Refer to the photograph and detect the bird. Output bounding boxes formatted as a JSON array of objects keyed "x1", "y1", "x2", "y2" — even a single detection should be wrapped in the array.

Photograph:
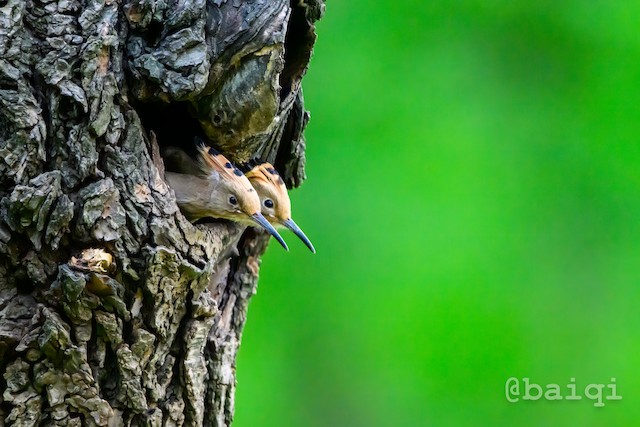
[
  {"x1": 241, "y1": 160, "x2": 316, "y2": 253},
  {"x1": 164, "y1": 141, "x2": 289, "y2": 251},
  {"x1": 163, "y1": 145, "x2": 315, "y2": 253}
]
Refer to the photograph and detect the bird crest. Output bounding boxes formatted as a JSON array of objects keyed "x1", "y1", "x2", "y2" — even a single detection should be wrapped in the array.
[
  {"x1": 242, "y1": 160, "x2": 287, "y2": 191},
  {"x1": 195, "y1": 141, "x2": 255, "y2": 193}
]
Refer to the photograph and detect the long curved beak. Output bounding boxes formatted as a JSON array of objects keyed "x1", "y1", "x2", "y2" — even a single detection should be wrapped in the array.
[
  {"x1": 251, "y1": 213, "x2": 289, "y2": 251},
  {"x1": 282, "y1": 218, "x2": 316, "y2": 253}
]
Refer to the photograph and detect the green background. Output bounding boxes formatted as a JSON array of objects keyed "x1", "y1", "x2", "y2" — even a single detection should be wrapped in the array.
[{"x1": 235, "y1": 2, "x2": 640, "y2": 426}]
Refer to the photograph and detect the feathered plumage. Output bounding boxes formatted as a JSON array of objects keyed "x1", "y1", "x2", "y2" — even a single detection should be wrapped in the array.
[
  {"x1": 164, "y1": 140, "x2": 289, "y2": 250},
  {"x1": 242, "y1": 160, "x2": 315, "y2": 253}
]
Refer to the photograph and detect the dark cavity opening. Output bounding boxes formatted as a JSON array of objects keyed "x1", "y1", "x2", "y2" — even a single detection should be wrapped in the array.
[
  {"x1": 279, "y1": 3, "x2": 316, "y2": 101},
  {"x1": 136, "y1": 100, "x2": 205, "y2": 166}
]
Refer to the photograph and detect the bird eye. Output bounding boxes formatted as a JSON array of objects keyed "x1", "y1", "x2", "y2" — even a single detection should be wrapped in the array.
[
  {"x1": 229, "y1": 196, "x2": 238, "y2": 205},
  {"x1": 264, "y1": 199, "x2": 274, "y2": 208}
]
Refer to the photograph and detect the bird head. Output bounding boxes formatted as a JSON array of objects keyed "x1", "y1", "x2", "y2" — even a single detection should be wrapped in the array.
[
  {"x1": 195, "y1": 143, "x2": 289, "y2": 251},
  {"x1": 243, "y1": 161, "x2": 315, "y2": 253}
]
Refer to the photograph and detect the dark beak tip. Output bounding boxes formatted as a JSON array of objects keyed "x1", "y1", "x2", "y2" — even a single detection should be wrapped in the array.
[
  {"x1": 275, "y1": 238, "x2": 289, "y2": 251},
  {"x1": 283, "y1": 218, "x2": 316, "y2": 253},
  {"x1": 251, "y1": 213, "x2": 289, "y2": 251}
]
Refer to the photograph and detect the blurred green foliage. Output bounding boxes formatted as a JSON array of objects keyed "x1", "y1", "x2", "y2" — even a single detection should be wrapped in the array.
[{"x1": 235, "y1": 2, "x2": 640, "y2": 426}]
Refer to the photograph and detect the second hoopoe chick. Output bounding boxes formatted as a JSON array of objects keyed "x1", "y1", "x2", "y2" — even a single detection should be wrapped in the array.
[
  {"x1": 165, "y1": 142, "x2": 289, "y2": 251},
  {"x1": 242, "y1": 161, "x2": 316, "y2": 253}
]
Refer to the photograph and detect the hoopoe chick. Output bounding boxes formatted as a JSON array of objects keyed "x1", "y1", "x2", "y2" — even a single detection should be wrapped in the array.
[
  {"x1": 242, "y1": 161, "x2": 316, "y2": 253},
  {"x1": 165, "y1": 142, "x2": 289, "y2": 251}
]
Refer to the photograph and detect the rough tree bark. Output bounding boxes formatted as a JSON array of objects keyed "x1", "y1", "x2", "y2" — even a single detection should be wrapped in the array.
[{"x1": 0, "y1": 1, "x2": 323, "y2": 425}]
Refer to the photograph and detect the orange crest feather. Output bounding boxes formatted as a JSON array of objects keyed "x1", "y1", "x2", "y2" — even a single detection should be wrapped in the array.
[
  {"x1": 244, "y1": 161, "x2": 287, "y2": 189},
  {"x1": 196, "y1": 142, "x2": 246, "y2": 180}
]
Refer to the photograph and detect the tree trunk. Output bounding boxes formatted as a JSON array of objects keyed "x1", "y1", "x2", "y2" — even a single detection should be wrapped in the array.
[{"x1": 0, "y1": 1, "x2": 323, "y2": 425}]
